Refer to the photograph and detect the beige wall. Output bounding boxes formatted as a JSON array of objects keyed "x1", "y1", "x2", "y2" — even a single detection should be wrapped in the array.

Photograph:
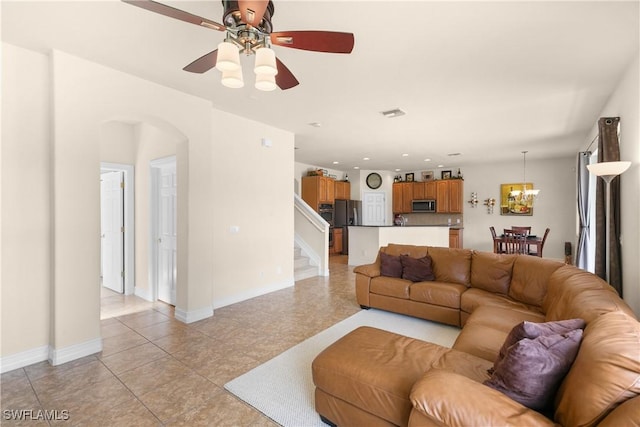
[{"x1": 1, "y1": 44, "x2": 51, "y2": 357}]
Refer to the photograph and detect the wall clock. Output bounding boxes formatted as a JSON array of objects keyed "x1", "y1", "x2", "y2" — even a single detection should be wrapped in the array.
[{"x1": 366, "y1": 172, "x2": 382, "y2": 189}]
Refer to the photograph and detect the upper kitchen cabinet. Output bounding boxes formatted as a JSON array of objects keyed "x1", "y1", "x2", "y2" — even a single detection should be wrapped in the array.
[
  {"x1": 413, "y1": 181, "x2": 436, "y2": 200},
  {"x1": 392, "y1": 182, "x2": 413, "y2": 214},
  {"x1": 436, "y1": 180, "x2": 463, "y2": 213},
  {"x1": 334, "y1": 181, "x2": 351, "y2": 200},
  {"x1": 302, "y1": 175, "x2": 336, "y2": 208}
]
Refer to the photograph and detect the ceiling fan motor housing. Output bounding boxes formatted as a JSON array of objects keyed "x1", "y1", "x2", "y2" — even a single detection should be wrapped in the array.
[{"x1": 222, "y1": 0, "x2": 274, "y2": 33}]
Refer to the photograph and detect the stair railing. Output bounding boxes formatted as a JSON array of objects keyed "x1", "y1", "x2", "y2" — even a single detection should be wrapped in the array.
[{"x1": 294, "y1": 194, "x2": 329, "y2": 276}]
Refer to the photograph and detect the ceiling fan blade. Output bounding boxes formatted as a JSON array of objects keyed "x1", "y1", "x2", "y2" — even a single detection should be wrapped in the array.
[
  {"x1": 275, "y1": 58, "x2": 299, "y2": 90},
  {"x1": 271, "y1": 31, "x2": 355, "y2": 54},
  {"x1": 183, "y1": 50, "x2": 218, "y2": 73},
  {"x1": 238, "y1": 0, "x2": 269, "y2": 27},
  {"x1": 122, "y1": 0, "x2": 226, "y2": 31}
]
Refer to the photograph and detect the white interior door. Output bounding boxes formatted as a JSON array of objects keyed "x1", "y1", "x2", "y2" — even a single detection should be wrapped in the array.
[
  {"x1": 363, "y1": 192, "x2": 386, "y2": 226},
  {"x1": 100, "y1": 171, "x2": 124, "y2": 293},
  {"x1": 157, "y1": 161, "x2": 177, "y2": 305}
]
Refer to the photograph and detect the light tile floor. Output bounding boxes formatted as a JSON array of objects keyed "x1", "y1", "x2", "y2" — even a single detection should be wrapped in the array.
[{"x1": 1, "y1": 256, "x2": 358, "y2": 426}]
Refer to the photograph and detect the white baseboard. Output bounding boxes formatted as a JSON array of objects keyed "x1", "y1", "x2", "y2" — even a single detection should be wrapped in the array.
[
  {"x1": 174, "y1": 306, "x2": 214, "y2": 324},
  {"x1": 49, "y1": 338, "x2": 102, "y2": 366},
  {"x1": 134, "y1": 286, "x2": 153, "y2": 302},
  {"x1": 0, "y1": 345, "x2": 49, "y2": 374},
  {"x1": 213, "y1": 277, "x2": 295, "y2": 309}
]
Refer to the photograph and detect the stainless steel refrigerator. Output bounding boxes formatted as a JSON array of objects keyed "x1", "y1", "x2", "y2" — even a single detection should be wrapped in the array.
[{"x1": 334, "y1": 199, "x2": 362, "y2": 254}]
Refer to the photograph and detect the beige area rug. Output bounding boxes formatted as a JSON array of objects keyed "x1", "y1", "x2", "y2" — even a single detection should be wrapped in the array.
[{"x1": 224, "y1": 308, "x2": 460, "y2": 426}]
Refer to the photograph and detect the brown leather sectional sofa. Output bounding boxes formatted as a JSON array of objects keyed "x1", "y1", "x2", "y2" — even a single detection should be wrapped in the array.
[{"x1": 312, "y1": 244, "x2": 640, "y2": 426}]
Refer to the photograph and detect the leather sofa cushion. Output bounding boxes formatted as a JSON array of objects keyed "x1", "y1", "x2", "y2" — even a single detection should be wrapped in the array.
[
  {"x1": 428, "y1": 247, "x2": 472, "y2": 286},
  {"x1": 312, "y1": 326, "x2": 450, "y2": 427},
  {"x1": 453, "y1": 305, "x2": 545, "y2": 362},
  {"x1": 461, "y1": 288, "x2": 542, "y2": 318},
  {"x1": 370, "y1": 276, "x2": 411, "y2": 299},
  {"x1": 554, "y1": 311, "x2": 640, "y2": 427},
  {"x1": 544, "y1": 266, "x2": 637, "y2": 323},
  {"x1": 382, "y1": 243, "x2": 429, "y2": 259},
  {"x1": 380, "y1": 252, "x2": 403, "y2": 278},
  {"x1": 470, "y1": 251, "x2": 516, "y2": 295},
  {"x1": 410, "y1": 281, "x2": 466, "y2": 309},
  {"x1": 401, "y1": 255, "x2": 435, "y2": 282},
  {"x1": 508, "y1": 256, "x2": 563, "y2": 308}
]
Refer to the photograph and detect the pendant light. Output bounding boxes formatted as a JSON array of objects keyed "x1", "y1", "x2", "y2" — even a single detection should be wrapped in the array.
[
  {"x1": 254, "y1": 47, "x2": 278, "y2": 76},
  {"x1": 215, "y1": 41, "x2": 240, "y2": 72},
  {"x1": 510, "y1": 151, "x2": 540, "y2": 201},
  {"x1": 255, "y1": 72, "x2": 277, "y2": 91},
  {"x1": 221, "y1": 67, "x2": 244, "y2": 88}
]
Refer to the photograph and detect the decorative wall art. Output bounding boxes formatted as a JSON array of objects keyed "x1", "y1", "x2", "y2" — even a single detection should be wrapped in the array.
[
  {"x1": 500, "y1": 183, "x2": 535, "y2": 216},
  {"x1": 441, "y1": 170, "x2": 452, "y2": 179},
  {"x1": 422, "y1": 171, "x2": 434, "y2": 181},
  {"x1": 405, "y1": 173, "x2": 414, "y2": 182}
]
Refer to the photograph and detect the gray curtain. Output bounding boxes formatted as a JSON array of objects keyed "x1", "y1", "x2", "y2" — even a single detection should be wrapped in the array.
[
  {"x1": 595, "y1": 117, "x2": 623, "y2": 295},
  {"x1": 576, "y1": 152, "x2": 591, "y2": 269}
]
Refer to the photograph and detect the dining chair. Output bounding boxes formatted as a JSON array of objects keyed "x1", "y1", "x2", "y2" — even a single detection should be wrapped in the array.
[
  {"x1": 502, "y1": 229, "x2": 527, "y2": 254},
  {"x1": 511, "y1": 226, "x2": 531, "y2": 236},
  {"x1": 528, "y1": 228, "x2": 550, "y2": 257},
  {"x1": 490, "y1": 226, "x2": 503, "y2": 253}
]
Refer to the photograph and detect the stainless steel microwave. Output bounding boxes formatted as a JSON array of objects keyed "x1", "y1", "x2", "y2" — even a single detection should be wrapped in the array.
[{"x1": 412, "y1": 199, "x2": 436, "y2": 213}]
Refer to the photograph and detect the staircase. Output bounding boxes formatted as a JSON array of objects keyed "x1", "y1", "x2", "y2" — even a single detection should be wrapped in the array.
[{"x1": 294, "y1": 244, "x2": 318, "y2": 281}]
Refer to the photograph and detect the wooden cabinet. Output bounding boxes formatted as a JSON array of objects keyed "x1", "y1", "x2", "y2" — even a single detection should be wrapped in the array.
[
  {"x1": 412, "y1": 182, "x2": 437, "y2": 201},
  {"x1": 302, "y1": 176, "x2": 336, "y2": 208},
  {"x1": 334, "y1": 181, "x2": 351, "y2": 200},
  {"x1": 449, "y1": 228, "x2": 463, "y2": 249},
  {"x1": 392, "y1": 182, "x2": 414, "y2": 214},
  {"x1": 436, "y1": 180, "x2": 463, "y2": 213},
  {"x1": 332, "y1": 227, "x2": 343, "y2": 254}
]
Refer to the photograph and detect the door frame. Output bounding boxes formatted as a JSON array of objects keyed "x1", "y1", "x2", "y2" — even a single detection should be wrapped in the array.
[
  {"x1": 150, "y1": 155, "x2": 177, "y2": 303},
  {"x1": 100, "y1": 162, "x2": 135, "y2": 295}
]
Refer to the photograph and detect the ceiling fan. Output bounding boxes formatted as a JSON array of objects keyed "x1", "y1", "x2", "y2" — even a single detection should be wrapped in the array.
[{"x1": 122, "y1": 0, "x2": 355, "y2": 90}]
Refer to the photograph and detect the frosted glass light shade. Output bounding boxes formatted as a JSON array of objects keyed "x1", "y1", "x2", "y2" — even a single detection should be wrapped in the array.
[
  {"x1": 587, "y1": 161, "x2": 631, "y2": 178},
  {"x1": 254, "y1": 48, "x2": 278, "y2": 76},
  {"x1": 255, "y1": 72, "x2": 277, "y2": 91},
  {"x1": 216, "y1": 41, "x2": 240, "y2": 72},
  {"x1": 221, "y1": 68, "x2": 244, "y2": 88}
]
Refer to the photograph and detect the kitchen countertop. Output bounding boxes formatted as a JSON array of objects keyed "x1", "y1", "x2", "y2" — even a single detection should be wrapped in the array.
[{"x1": 349, "y1": 225, "x2": 463, "y2": 229}]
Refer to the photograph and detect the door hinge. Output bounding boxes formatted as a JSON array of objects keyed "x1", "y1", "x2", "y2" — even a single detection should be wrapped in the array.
[
  {"x1": 121, "y1": 271, "x2": 125, "y2": 278},
  {"x1": 121, "y1": 226, "x2": 125, "y2": 233},
  {"x1": 120, "y1": 181, "x2": 125, "y2": 189}
]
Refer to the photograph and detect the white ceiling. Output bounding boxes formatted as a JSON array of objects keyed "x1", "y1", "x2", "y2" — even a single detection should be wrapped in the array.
[{"x1": 2, "y1": 1, "x2": 639, "y2": 172}]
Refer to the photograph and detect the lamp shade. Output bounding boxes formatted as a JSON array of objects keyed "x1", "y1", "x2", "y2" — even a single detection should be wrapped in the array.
[
  {"x1": 216, "y1": 41, "x2": 240, "y2": 72},
  {"x1": 586, "y1": 161, "x2": 631, "y2": 177},
  {"x1": 254, "y1": 47, "x2": 278, "y2": 76},
  {"x1": 255, "y1": 72, "x2": 277, "y2": 91},
  {"x1": 221, "y1": 68, "x2": 244, "y2": 88}
]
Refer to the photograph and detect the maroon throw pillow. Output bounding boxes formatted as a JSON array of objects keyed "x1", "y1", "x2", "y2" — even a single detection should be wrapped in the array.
[
  {"x1": 380, "y1": 252, "x2": 403, "y2": 278},
  {"x1": 400, "y1": 254, "x2": 435, "y2": 282},
  {"x1": 495, "y1": 318, "x2": 586, "y2": 368},
  {"x1": 484, "y1": 329, "x2": 583, "y2": 411}
]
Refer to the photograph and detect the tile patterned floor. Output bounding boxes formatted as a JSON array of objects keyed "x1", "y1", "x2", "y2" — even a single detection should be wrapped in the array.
[{"x1": 1, "y1": 256, "x2": 358, "y2": 426}]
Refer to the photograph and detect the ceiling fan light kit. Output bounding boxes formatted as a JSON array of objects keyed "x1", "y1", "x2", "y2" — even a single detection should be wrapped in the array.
[
  {"x1": 122, "y1": 0, "x2": 355, "y2": 91},
  {"x1": 216, "y1": 41, "x2": 241, "y2": 71}
]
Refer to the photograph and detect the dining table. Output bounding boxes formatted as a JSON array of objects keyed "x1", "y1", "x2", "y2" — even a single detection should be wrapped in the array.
[{"x1": 493, "y1": 233, "x2": 544, "y2": 257}]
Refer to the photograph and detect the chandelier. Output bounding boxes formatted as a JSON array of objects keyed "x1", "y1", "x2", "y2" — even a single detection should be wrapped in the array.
[{"x1": 509, "y1": 151, "x2": 540, "y2": 202}]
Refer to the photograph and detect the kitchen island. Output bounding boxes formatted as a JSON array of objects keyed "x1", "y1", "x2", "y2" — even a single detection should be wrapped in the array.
[{"x1": 348, "y1": 225, "x2": 453, "y2": 265}]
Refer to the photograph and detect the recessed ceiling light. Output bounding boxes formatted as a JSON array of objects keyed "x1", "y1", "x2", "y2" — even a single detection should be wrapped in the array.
[
  {"x1": 424, "y1": 158, "x2": 431, "y2": 162},
  {"x1": 380, "y1": 108, "x2": 406, "y2": 118},
  {"x1": 437, "y1": 164, "x2": 445, "y2": 168},
  {"x1": 332, "y1": 161, "x2": 339, "y2": 164},
  {"x1": 353, "y1": 166, "x2": 360, "y2": 170},
  {"x1": 402, "y1": 153, "x2": 409, "y2": 157},
  {"x1": 395, "y1": 168, "x2": 401, "y2": 172},
  {"x1": 363, "y1": 157, "x2": 370, "y2": 161},
  {"x1": 308, "y1": 122, "x2": 322, "y2": 128}
]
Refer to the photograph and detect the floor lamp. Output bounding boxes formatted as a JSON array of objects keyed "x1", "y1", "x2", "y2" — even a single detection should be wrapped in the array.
[{"x1": 586, "y1": 161, "x2": 631, "y2": 283}]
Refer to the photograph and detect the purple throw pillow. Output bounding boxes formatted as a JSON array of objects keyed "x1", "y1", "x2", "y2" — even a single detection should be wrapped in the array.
[
  {"x1": 484, "y1": 329, "x2": 583, "y2": 411},
  {"x1": 495, "y1": 318, "x2": 586, "y2": 369},
  {"x1": 400, "y1": 254, "x2": 435, "y2": 282},
  {"x1": 380, "y1": 252, "x2": 403, "y2": 278}
]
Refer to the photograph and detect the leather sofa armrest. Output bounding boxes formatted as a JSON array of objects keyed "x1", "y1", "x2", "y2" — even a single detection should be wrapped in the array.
[
  {"x1": 353, "y1": 263, "x2": 381, "y2": 278},
  {"x1": 409, "y1": 370, "x2": 555, "y2": 427}
]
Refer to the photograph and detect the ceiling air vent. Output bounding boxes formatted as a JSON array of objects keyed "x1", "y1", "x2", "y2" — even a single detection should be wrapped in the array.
[{"x1": 380, "y1": 108, "x2": 406, "y2": 118}]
